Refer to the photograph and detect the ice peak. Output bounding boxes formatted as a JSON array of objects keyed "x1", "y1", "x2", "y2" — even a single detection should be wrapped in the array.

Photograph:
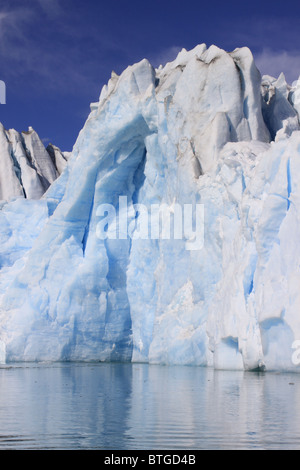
[{"x1": 0, "y1": 123, "x2": 65, "y2": 201}]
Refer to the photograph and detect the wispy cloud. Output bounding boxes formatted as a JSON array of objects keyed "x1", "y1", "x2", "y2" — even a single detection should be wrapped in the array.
[
  {"x1": 254, "y1": 49, "x2": 300, "y2": 84},
  {"x1": 0, "y1": 1, "x2": 123, "y2": 97},
  {"x1": 33, "y1": 0, "x2": 64, "y2": 18},
  {"x1": 208, "y1": 14, "x2": 300, "y2": 84},
  {"x1": 148, "y1": 45, "x2": 183, "y2": 68},
  {"x1": 0, "y1": 6, "x2": 34, "y2": 42}
]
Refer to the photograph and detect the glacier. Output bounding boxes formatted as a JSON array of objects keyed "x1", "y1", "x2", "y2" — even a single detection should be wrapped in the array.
[
  {"x1": 0, "y1": 43, "x2": 300, "y2": 371},
  {"x1": 0, "y1": 124, "x2": 68, "y2": 201}
]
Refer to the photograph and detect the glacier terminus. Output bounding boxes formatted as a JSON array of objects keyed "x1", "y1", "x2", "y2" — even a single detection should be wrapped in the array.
[{"x1": 1, "y1": 44, "x2": 300, "y2": 371}]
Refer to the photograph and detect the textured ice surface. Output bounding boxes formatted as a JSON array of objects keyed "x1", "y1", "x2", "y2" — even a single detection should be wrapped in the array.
[
  {"x1": 0, "y1": 125, "x2": 66, "y2": 201},
  {"x1": 0, "y1": 44, "x2": 300, "y2": 370}
]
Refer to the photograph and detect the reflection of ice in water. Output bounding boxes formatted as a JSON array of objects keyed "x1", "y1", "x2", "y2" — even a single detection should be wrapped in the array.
[
  {"x1": 0, "y1": 363, "x2": 300, "y2": 449},
  {"x1": 126, "y1": 365, "x2": 300, "y2": 450}
]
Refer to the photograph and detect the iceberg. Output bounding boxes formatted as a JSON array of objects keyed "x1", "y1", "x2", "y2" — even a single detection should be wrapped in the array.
[{"x1": 0, "y1": 44, "x2": 300, "y2": 371}]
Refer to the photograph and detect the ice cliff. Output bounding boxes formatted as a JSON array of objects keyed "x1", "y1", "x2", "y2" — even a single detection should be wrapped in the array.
[
  {"x1": 0, "y1": 44, "x2": 300, "y2": 371},
  {"x1": 0, "y1": 124, "x2": 68, "y2": 200}
]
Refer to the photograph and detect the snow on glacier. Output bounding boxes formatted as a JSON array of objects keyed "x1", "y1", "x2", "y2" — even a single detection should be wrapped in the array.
[{"x1": 0, "y1": 44, "x2": 300, "y2": 370}]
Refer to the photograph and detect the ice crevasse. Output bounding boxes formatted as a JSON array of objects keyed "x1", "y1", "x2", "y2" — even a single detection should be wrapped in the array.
[{"x1": 0, "y1": 43, "x2": 300, "y2": 371}]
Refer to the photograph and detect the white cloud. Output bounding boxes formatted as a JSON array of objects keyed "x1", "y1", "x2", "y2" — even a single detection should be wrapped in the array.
[
  {"x1": 0, "y1": 3, "x2": 98, "y2": 94},
  {"x1": 34, "y1": 0, "x2": 63, "y2": 17},
  {"x1": 0, "y1": 12, "x2": 8, "y2": 20},
  {"x1": 0, "y1": 2, "x2": 130, "y2": 97},
  {"x1": 148, "y1": 46, "x2": 183, "y2": 68},
  {"x1": 254, "y1": 48, "x2": 300, "y2": 84},
  {"x1": 0, "y1": 7, "x2": 35, "y2": 51}
]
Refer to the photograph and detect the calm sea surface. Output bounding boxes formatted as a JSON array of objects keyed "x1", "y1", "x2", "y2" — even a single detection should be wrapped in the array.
[{"x1": 0, "y1": 362, "x2": 299, "y2": 450}]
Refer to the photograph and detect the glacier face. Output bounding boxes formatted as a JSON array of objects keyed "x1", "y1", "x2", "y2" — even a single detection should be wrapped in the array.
[
  {"x1": 0, "y1": 124, "x2": 68, "y2": 201},
  {"x1": 0, "y1": 44, "x2": 300, "y2": 370}
]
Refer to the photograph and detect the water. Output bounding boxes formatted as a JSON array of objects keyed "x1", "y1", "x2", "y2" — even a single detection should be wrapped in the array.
[{"x1": 0, "y1": 362, "x2": 299, "y2": 450}]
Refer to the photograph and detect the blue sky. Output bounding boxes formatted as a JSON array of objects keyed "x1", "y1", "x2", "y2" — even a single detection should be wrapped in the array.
[{"x1": 0, "y1": 0, "x2": 300, "y2": 151}]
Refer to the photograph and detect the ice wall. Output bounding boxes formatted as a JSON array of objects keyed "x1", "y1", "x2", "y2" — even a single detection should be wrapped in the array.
[
  {"x1": 0, "y1": 125, "x2": 67, "y2": 201},
  {"x1": 0, "y1": 44, "x2": 300, "y2": 370}
]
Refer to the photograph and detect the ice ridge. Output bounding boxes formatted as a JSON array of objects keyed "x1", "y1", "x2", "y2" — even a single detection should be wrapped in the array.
[{"x1": 0, "y1": 124, "x2": 68, "y2": 201}]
